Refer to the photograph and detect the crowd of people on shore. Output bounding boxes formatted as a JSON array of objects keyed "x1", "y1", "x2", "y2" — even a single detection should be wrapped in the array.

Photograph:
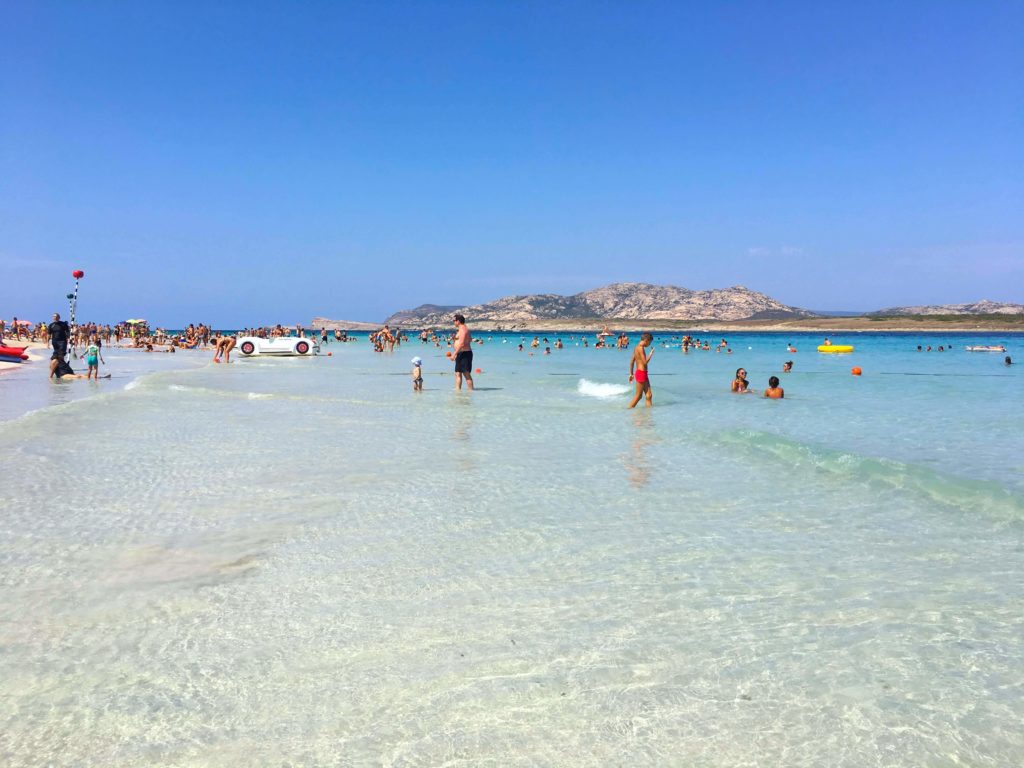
[{"x1": 0, "y1": 317, "x2": 222, "y2": 351}]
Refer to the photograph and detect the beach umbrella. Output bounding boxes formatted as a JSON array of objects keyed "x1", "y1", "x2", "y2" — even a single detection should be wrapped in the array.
[{"x1": 126, "y1": 319, "x2": 146, "y2": 324}]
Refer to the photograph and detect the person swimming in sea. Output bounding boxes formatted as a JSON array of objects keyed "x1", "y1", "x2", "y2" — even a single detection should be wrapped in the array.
[
  {"x1": 764, "y1": 375, "x2": 784, "y2": 399},
  {"x1": 628, "y1": 332, "x2": 654, "y2": 409},
  {"x1": 783, "y1": 360, "x2": 793, "y2": 373},
  {"x1": 731, "y1": 367, "x2": 751, "y2": 393}
]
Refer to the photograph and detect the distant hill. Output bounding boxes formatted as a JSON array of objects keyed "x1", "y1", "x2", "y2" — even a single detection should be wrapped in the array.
[
  {"x1": 872, "y1": 299, "x2": 1024, "y2": 316},
  {"x1": 383, "y1": 283, "x2": 815, "y2": 327},
  {"x1": 382, "y1": 304, "x2": 462, "y2": 325}
]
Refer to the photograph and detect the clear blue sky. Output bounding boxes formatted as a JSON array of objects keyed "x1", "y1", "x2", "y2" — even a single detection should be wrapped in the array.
[{"x1": 2, "y1": 1, "x2": 1021, "y2": 325}]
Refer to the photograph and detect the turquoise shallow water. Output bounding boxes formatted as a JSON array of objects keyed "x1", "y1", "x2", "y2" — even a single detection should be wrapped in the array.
[{"x1": 1, "y1": 332, "x2": 1022, "y2": 766}]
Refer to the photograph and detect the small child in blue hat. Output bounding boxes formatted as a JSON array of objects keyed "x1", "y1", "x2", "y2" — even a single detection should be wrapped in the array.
[{"x1": 411, "y1": 357, "x2": 423, "y2": 391}]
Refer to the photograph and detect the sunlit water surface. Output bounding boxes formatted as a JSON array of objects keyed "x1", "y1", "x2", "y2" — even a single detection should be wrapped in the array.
[{"x1": 1, "y1": 333, "x2": 1022, "y2": 766}]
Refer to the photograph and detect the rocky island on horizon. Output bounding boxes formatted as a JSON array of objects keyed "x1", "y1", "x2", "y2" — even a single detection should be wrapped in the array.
[
  {"x1": 382, "y1": 282, "x2": 815, "y2": 328},
  {"x1": 871, "y1": 299, "x2": 1024, "y2": 316},
  {"x1": 311, "y1": 283, "x2": 1024, "y2": 332}
]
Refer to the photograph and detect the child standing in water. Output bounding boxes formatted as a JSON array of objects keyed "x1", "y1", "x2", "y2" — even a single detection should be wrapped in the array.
[
  {"x1": 411, "y1": 356, "x2": 423, "y2": 391},
  {"x1": 628, "y1": 332, "x2": 654, "y2": 408},
  {"x1": 79, "y1": 334, "x2": 105, "y2": 380}
]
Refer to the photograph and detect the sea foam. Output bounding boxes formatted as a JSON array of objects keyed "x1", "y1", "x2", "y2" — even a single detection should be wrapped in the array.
[{"x1": 577, "y1": 378, "x2": 631, "y2": 398}]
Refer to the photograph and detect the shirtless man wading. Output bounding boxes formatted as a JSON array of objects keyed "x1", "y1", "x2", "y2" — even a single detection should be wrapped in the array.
[{"x1": 452, "y1": 313, "x2": 474, "y2": 391}]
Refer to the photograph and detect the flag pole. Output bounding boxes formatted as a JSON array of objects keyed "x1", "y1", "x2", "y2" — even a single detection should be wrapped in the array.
[{"x1": 67, "y1": 269, "x2": 85, "y2": 360}]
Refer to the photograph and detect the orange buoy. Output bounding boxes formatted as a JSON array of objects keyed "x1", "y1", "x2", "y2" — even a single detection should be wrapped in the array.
[
  {"x1": 474, "y1": 368, "x2": 481, "y2": 373},
  {"x1": 327, "y1": 352, "x2": 332, "y2": 356},
  {"x1": 852, "y1": 366, "x2": 862, "y2": 376},
  {"x1": 445, "y1": 351, "x2": 453, "y2": 358}
]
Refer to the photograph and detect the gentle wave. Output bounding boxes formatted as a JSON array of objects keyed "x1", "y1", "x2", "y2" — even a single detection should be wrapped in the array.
[
  {"x1": 577, "y1": 378, "x2": 632, "y2": 398},
  {"x1": 707, "y1": 429, "x2": 1024, "y2": 520},
  {"x1": 164, "y1": 382, "x2": 366, "y2": 404},
  {"x1": 169, "y1": 384, "x2": 277, "y2": 400}
]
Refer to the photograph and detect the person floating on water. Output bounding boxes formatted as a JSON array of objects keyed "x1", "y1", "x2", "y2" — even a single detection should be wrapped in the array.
[
  {"x1": 628, "y1": 332, "x2": 654, "y2": 409},
  {"x1": 764, "y1": 375, "x2": 784, "y2": 399},
  {"x1": 452, "y1": 313, "x2": 474, "y2": 391}
]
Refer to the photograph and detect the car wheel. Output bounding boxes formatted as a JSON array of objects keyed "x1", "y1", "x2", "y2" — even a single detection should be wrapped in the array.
[
  {"x1": 296, "y1": 341, "x2": 310, "y2": 354},
  {"x1": 240, "y1": 341, "x2": 256, "y2": 355}
]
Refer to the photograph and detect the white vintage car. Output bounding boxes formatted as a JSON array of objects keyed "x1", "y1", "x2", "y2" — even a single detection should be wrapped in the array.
[{"x1": 236, "y1": 336, "x2": 318, "y2": 357}]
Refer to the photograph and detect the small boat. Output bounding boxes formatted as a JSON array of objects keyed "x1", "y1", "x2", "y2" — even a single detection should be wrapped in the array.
[{"x1": 965, "y1": 345, "x2": 1006, "y2": 352}]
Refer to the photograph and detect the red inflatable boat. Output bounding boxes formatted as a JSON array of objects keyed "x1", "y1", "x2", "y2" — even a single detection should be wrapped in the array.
[{"x1": 0, "y1": 345, "x2": 29, "y2": 362}]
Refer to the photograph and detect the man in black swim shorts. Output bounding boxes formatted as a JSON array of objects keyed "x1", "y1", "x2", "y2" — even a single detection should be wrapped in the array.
[
  {"x1": 452, "y1": 313, "x2": 474, "y2": 391},
  {"x1": 48, "y1": 312, "x2": 70, "y2": 363}
]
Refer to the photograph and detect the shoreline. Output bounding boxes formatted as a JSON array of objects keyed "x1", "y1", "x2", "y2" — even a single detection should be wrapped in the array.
[{"x1": 0, "y1": 343, "x2": 208, "y2": 424}]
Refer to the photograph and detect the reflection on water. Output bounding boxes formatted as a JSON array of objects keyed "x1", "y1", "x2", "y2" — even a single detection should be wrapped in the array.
[
  {"x1": 624, "y1": 410, "x2": 657, "y2": 488},
  {"x1": 450, "y1": 396, "x2": 477, "y2": 475}
]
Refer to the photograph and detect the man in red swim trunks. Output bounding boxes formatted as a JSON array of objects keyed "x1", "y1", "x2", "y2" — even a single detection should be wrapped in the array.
[{"x1": 628, "y1": 332, "x2": 654, "y2": 408}]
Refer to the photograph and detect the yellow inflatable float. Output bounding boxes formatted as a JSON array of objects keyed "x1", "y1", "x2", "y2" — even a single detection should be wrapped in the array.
[{"x1": 818, "y1": 345, "x2": 854, "y2": 353}]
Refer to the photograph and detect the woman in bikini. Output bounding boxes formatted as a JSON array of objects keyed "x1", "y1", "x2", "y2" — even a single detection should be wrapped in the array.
[{"x1": 731, "y1": 368, "x2": 752, "y2": 393}]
